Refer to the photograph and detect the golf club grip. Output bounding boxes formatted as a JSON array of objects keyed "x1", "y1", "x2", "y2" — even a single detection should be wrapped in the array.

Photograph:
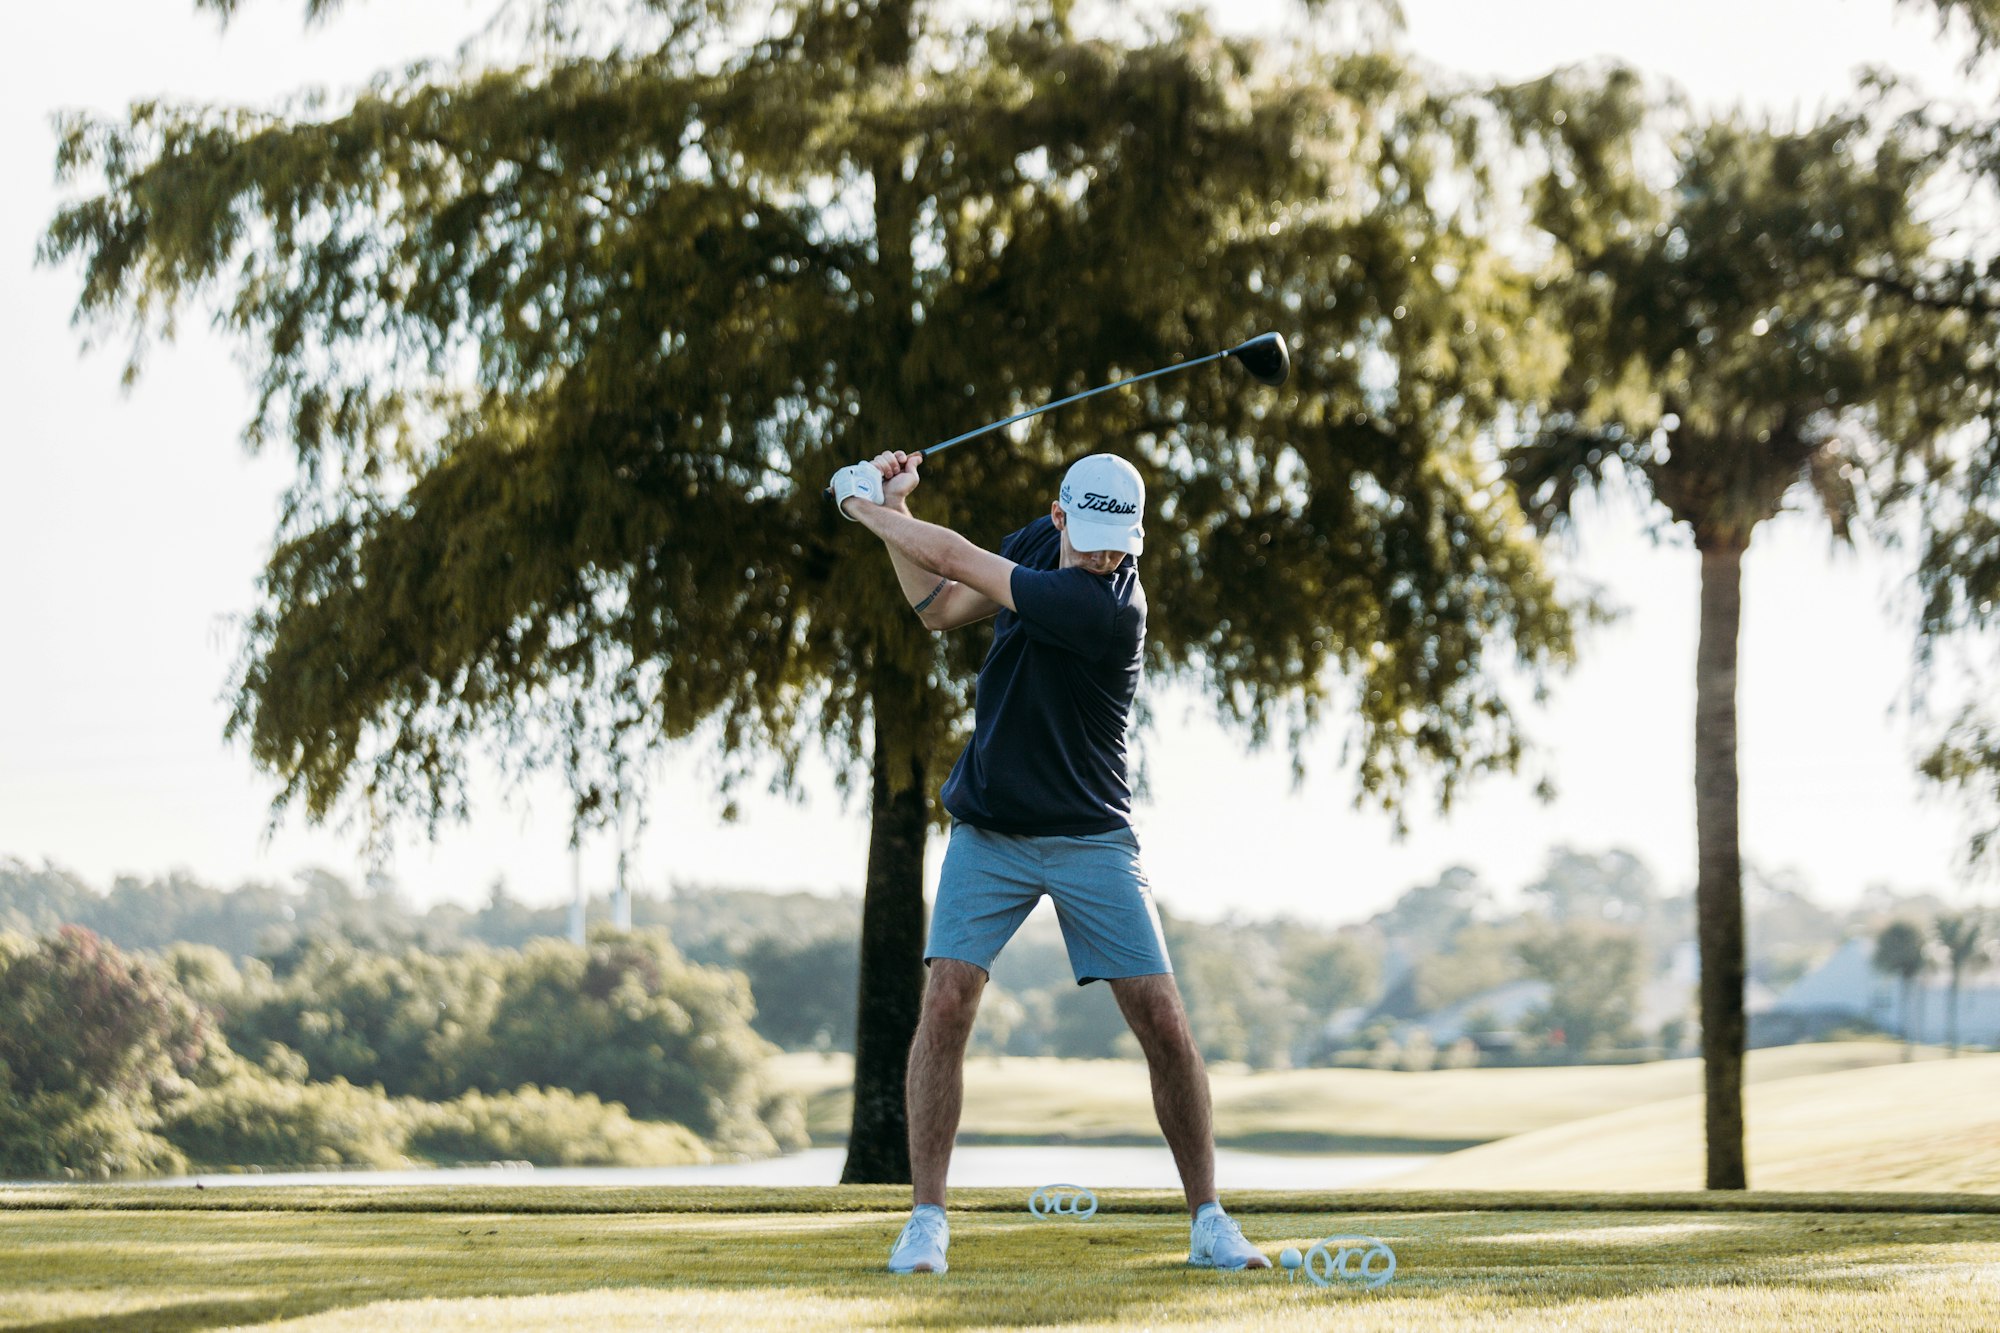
[{"x1": 918, "y1": 349, "x2": 1229, "y2": 459}]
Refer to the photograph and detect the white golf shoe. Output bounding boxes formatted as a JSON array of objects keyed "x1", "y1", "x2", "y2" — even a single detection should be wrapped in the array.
[
  {"x1": 888, "y1": 1205, "x2": 950, "y2": 1274},
  {"x1": 1188, "y1": 1204, "x2": 1271, "y2": 1270}
]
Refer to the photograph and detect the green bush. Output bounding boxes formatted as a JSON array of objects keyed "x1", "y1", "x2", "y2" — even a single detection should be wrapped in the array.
[
  {"x1": 0, "y1": 926, "x2": 215, "y2": 1106},
  {"x1": 0, "y1": 1091, "x2": 187, "y2": 1179},
  {"x1": 158, "y1": 1066, "x2": 412, "y2": 1169},
  {"x1": 470, "y1": 930, "x2": 798, "y2": 1154},
  {"x1": 0, "y1": 927, "x2": 797, "y2": 1176},
  {"x1": 0, "y1": 927, "x2": 216, "y2": 1178},
  {"x1": 408, "y1": 1087, "x2": 711, "y2": 1167},
  {"x1": 226, "y1": 941, "x2": 499, "y2": 1100},
  {"x1": 158, "y1": 1069, "x2": 727, "y2": 1172},
  {"x1": 227, "y1": 930, "x2": 804, "y2": 1155}
]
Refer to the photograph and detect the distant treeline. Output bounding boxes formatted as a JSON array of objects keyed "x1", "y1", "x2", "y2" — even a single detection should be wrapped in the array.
[
  {"x1": 0, "y1": 920, "x2": 802, "y2": 1180},
  {"x1": 0, "y1": 851, "x2": 1945, "y2": 1077},
  {"x1": 0, "y1": 858, "x2": 1386, "y2": 1067}
]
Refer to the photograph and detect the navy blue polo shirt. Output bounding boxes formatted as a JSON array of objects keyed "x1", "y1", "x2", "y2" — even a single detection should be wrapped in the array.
[{"x1": 939, "y1": 515, "x2": 1146, "y2": 835}]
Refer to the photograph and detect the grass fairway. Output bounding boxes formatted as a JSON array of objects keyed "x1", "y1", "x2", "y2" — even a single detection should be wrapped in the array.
[
  {"x1": 1391, "y1": 1052, "x2": 2000, "y2": 1193},
  {"x1": 772, "y1": 1040, "x2": 1940, "y2": 1150},
  {"x1": 2, "y1": 1187, "x2": 1997, "y2": 1330}
]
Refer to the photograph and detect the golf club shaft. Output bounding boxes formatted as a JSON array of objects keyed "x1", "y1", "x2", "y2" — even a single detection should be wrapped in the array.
[{"x1": 919, "y1": 349, "x2": 1230, "y2": 458}]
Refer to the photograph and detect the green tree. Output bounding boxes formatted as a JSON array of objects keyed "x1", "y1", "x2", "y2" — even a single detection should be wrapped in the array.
[
  {"x1": 1921, "y1": 724, "x2": 2000, "y2": 870},
  {"x1": 1279, "y1": 929, "x2": 1380, "y2": 1019},
  {"x1": 1045, "y1": 983, "x2": 1137, "y2": 1061},
  {"x1": 1515, "y1": 922, "x2": 1644, "y2": 1057},
  {"x1": 1410, "y1": 922, "x2": 1528, "y2": 1014},
  {"x1": 228, "y1": 938, "x2": 500, "y2": 1098},
  {"x1": 1371, "y1": 867, "x2": 1492, "y2": 956},
  {"x1": 1872, "y1": 918, "x2": 1933, "y2": 1058},
  {"x1": 162, "y1": 943, "x2": 246, "y2": 1015},
  {"x1": 475, "y1": 929, "x2": 795, "y2": 1151},
  {"x1": 1746, "y1": 865, "x2": 1843, "y2": 990},
  {"x1": 0, "y1": 860, "x2": 95, "y2": 937},
  {"x1": 89, "y1": 871, "x2": 304, "y2": 959},
  {"x1": 44, "y1": 0, "x2": 1583, "y2": 1181},
  {"x1": 1932, "y1": 910, "x2": 1991, "y2": 1055},
  {"x1": 1905, "y1": 0, "x2": 2000, "y2": 60},
  {"x1": 1522, "y1": 846, "x2": 1657, "y2": 926},
  {"x1": 1166, "y1": 920, "x2": 1308, "y2": 1069},
  {"x1": 1849, "y1": 5, "x2": 2000, "y2": 871},
  {"x1": 0, "y1": 927, "x2": 217, "y2": 1177},
  {"x1": 1506, "y1": 101, "x2": 1970, "y2": 1188},
  {"x1": 642, "y1": 888, "x2": 861, "y2": 968},
  {"x1": 736, "y1": 934, "x2": 859, "y2": 1051}
]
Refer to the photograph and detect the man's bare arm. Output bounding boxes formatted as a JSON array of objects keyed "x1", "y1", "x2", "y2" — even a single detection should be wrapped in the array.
[
  {"x1": 847, "y1": 501, "x2": 1018, "y2": 619},
  {"x1": 879, "y1": 529, "x2": 1002, "y2": 630},
  {"x1": 912, "y1": 574, "x2": 1005, "y2": 631},
  {"x1": 851, "y1": 452, "x2": 1006, "y2": 630}
]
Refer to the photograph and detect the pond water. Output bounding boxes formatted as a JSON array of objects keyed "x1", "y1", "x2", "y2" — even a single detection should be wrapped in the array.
[{"x1": 129, "y1": 1147, "x2": 1431, "y2": 1191}]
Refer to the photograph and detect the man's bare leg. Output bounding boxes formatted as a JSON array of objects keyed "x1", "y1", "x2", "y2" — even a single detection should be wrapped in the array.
[
  {"x1": 907, "y1": 959, "x2": 987, "y2": 1207},
  {"x1": 1109, "y1": 972, "x2": 1216, "y2": 1213}
]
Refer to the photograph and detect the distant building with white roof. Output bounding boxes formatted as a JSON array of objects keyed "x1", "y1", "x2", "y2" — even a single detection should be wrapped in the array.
[{"x1": 1757, "y1": 937, "x2": 2000, "y2": 1048}]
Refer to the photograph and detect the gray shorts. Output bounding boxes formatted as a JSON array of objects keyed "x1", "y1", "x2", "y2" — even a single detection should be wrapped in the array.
[{"x1": 927, "y1": 823, "x2": 1173, "y2": 985}]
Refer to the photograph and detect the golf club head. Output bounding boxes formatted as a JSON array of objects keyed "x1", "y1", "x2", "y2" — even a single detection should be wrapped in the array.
[{"x1": 1227, "y1": 332, "x2": 1290, "y2": 387}]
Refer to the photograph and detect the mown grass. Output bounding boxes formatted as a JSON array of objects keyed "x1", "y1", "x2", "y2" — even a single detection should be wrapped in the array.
[
  {"x1": 1391, "y1": 1052, "x2": 2000, "y2": 1193},
  {"x1": 1, "y1": 1187, "x2": 1996, "y2": 1331},
  {"x1": 771, "y1": 1040, "x2": 1943, "y2": 1150}
]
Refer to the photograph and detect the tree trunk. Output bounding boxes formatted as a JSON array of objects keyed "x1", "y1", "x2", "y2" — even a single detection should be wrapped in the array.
[
  {"x1": 1695, "y1": 544, "x2": 1748, "y2": 1190},
  {"x1": 1900, "y1": 977, "x2": 1915, "y2": 1061},
  {"x1": 1947, "y1": 969, "x2": 1961, "y2": 1056},
  {"x1": 840, "y1": 716, "x2": 929, "y2": 1184}
]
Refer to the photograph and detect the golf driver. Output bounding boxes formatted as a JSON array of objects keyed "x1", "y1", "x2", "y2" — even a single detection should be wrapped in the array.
[
  {"x1": 920, "y1": 331, "x2": 1289, "y2": 458},
  {"x1": 829, "y1": 332, "x2": 1289, "y2": 513}
]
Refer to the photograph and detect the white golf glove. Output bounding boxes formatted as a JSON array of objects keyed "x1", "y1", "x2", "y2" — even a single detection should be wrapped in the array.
[{"x1": 830, "y1": 462, "x2": 885, "y2": 519}]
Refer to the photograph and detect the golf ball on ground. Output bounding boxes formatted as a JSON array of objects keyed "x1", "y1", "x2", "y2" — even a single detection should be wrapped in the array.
[{"x1": 1280, "y1": 1247, "x2": 1303, "y2": 1270}]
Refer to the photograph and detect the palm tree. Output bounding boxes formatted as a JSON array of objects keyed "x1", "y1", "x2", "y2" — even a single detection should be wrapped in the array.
[
  {"x1": 1873, "y1": 919, "x2": 1932, "y2": 1058},
  {"x1": 1506, "y1": 106, "x2": 1968, "y2": 1188},
  {"x1": 1932, "y1": 911, "x2": 1991, "y2": 1056}
]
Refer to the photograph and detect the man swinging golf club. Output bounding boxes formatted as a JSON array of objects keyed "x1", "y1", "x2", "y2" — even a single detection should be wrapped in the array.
[{"x1": 836, "y1": 448, "x2": 1272, "y2": 1276}]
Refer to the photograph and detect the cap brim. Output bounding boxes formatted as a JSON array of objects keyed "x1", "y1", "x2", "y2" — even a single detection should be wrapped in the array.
[{"x1": 1066, "y1": 519, "x2": 1144, "y2": 556}]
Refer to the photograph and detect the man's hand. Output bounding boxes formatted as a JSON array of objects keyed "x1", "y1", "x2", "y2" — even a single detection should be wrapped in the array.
[
  {"x1": 871, "y1": 450, "x2": 923, "y2": 508},
  {"x1": 830, "y1": 451, "x2": 922, "y2": 520},
  {"x1": 830, "y1": 463, "x2": 885, "y2": 519}
]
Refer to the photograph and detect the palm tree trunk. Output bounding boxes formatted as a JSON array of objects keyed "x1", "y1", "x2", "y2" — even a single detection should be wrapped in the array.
[
  {"x1": 1695, "y1": 544, "x2": 1748, "y2": 1190},
  {"x1": 1947, "y1": 968, "x2": 1961, "y2": 1056},
  {"x1": 840, "y1": 715, "x2": 929, "y2": 1183},
  {"x1": 1900, "y1": 976, "x2": 1915, "y2": 1060}
]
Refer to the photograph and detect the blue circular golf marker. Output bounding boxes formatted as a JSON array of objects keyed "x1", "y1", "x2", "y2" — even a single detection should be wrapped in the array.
[
  {"x1": 1027, "y1": 1183, "x2": 1099, "y2": 1220},
  {"x1": 1300, "y1": 1236, "x2": 1396, "y2": 1290}
]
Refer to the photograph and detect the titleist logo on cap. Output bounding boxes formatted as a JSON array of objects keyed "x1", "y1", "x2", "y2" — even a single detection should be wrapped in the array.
[{"x1": 1073, "y1": 491, "x2": 1137, "y2": 516}]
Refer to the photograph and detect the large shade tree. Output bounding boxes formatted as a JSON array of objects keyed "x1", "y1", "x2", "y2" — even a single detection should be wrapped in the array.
[
  {"x1": 45, "y1": 0, "x2": 1585, "y2": 1180},
  {"x1": 1506, "y1": 101, "x2": 1972, "y2": 1187},
  {"x1": 1864, "y1": 0, "x2": 2000, "y2": 875}
]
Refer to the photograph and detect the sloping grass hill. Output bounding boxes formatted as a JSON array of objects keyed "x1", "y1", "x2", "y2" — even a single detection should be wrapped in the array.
[
  {"x1": 1387, "y1": 1052, "x2": 2000, "y2": 1192},
  {"x1": 769, "y1": 1041, "x2": 1938, "y2": 1151}
]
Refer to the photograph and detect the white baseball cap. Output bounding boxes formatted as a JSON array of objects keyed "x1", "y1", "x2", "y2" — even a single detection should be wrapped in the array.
[{"x1": 1058, "y1": 454, "x2": 1146, "y2": 556}]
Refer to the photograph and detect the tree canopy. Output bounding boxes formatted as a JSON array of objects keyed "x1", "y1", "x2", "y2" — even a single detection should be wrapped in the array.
[
  {"x1": 44, "y1": 0, "x2": 1582, "y2": 832},
  {"x1": 1814, "y1": 1, "x2": 2000, "y2": 874},
  {"x1": 43, "y1": 0, "x2": 1615, "y2": 1179}
]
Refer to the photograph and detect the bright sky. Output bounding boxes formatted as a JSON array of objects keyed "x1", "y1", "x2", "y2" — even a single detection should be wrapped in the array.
[{"x1": 1, "y1": 0, "x2": 1991, "y2": 922}]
